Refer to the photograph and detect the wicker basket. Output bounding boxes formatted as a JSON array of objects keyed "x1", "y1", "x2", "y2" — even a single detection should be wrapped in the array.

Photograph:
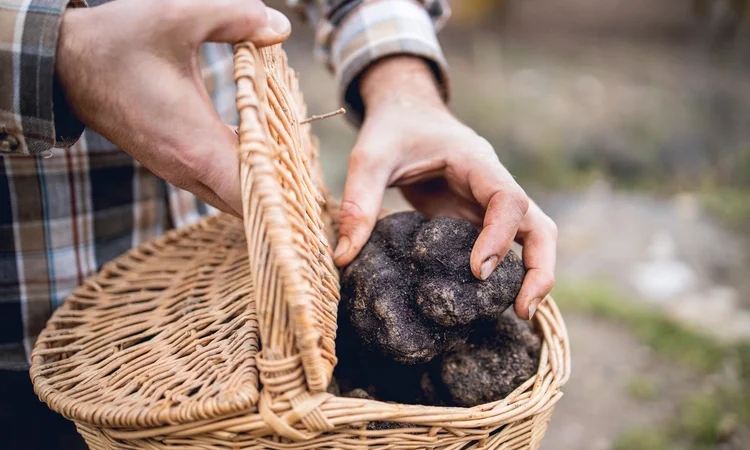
[{"x1": 30, "y1": 43, "x2": 571, "y2": 450}]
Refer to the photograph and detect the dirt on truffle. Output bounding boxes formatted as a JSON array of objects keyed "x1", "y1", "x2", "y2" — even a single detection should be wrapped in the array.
[
  {"x1": 341, "y1": 212, "x2": 526, "y2": 364},
  {"x1": 334, "y1": 301, "x2": 541, "y2": 408},
  {"x1": 333, "y1": 312, "x2": 434, "y2": 404},
  {"x1": 439, "y1": 310, "x2": 542, "y2": 407},
  {"x1": 335, "y1": 212, "x2": 539, "y2": 408}
]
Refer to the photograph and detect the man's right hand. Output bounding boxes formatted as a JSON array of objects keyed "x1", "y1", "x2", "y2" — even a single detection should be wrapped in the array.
[{"x1": 56, "y1": 0, "x2": 291, "y2": 216}]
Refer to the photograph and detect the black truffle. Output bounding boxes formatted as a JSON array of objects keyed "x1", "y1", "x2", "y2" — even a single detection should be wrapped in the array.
[
  {"x1": 332, "y1": 309, "x2": 542, "y2": 408},
  {"x1": 438, "y1": 311, "x2": 541, "y2": 407},
  {"x1": 332, "y1": 305, "x2": 433, "y2": 404},
  {"x1": 341, "y1": 212, "x2": 526, "y2": 363},
  {"x1": 327, "y1": 377, "x2": 341, "y2": 396},
  {"x1": 342, "y1": 388, "x2": 374, "y2": 400}
]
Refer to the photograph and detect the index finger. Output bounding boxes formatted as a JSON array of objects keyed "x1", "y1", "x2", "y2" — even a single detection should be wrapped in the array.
[{"x1": 465, "y1": 152, "x2": 530, "y2": 280}]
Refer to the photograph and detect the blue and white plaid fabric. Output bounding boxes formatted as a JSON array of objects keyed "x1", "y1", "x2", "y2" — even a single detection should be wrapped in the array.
[{"x1": 0, "y1": 0, "x2": 450, "y2": 368}]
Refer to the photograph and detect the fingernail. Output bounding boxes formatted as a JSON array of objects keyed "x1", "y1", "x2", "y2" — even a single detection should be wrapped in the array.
[
  {"x1": 480, "y1": 255, "x2": 498, "y2": 280},
  {"x1": 333, "y1": 237, "x2": 350, "y2": 261},
  {"x1": 266, "y1": 8, "x2": 291, "y2": 36},
  {"x1": 528, "y1": 297, "x2": 543, "y2": 321}
]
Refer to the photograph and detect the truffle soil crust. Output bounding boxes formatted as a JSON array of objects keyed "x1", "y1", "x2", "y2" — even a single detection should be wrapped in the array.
[{"x1": 333, "y1": 212, "x2": 541, "y2": 408}]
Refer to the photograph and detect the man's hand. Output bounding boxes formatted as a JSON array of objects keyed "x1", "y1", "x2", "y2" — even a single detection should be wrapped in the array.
[
  {"x1": 56, "y1": 0, "x2": 291, "y2": 216},
  {"x1": 334, "y1": 56, "x2": 557, "y2": 320}
]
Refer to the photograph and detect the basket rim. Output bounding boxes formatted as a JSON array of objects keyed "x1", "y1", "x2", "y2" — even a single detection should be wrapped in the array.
[
  {"x1": 94, "y1": 286, "x2": 570, "y2": 441},
  {"x1": 30, "y1": 214, "x2": 262, "y2": 428},
  {"x1": 30, "y1": 211, "x2": 571, "y2": 434}
]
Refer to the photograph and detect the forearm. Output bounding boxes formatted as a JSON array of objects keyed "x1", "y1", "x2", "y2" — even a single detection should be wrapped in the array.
[{"x1": 359, "y1": 56, "x2": 445, "y2": 113}]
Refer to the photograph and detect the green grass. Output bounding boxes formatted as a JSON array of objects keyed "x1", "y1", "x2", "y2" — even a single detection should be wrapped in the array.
[
  {"x1": 553, "y1": 279, "x2": 750, "y2": 449},
  {"x1": 626, "y1": 375, "x2": 659, "y2": 401},
  {"x1": 701, "y1": 187, "x2": 750, "y2": 230},
  {"x1": 551, "y1": 281, "x2": 729, "y2": 373},
  {"x1": 613, "y1": 427, "x2": 673, "y2": 450},
  {"x1": 678, "y1": 391, "x2": 728, "y2": 447},
  {"x1": 615, "y1": 389, "x2": 743, "y2": 450}
]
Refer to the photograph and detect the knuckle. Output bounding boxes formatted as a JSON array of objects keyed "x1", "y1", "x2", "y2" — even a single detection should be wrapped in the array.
[
  {"x1": 177, "y1": 146, "x2": 212, "y2": 184},
  {"x1": 348, "y1": 148, "x2": 381, "y2": 171},
  {"x1": 538, "y1": 271, "x2": 556, "y2": 293},
  {"x1": 347, "y1": 149, "x2": 366, "y2": 168},
  {"x1": 508, "y1": 187, "x2": 530, "y2": 216},
  {"x1": 338, "y1": 200, "x2": 370, "y2": 227},
  {"x1": 466, "y1": 137, "x2": 497, "y2": 162},
  {"x1": 486, "y1": 187, "x2": 528, "y2": 225},
  {"x1": 476, "y1": 136, "x2": 494, "y2": 152}
]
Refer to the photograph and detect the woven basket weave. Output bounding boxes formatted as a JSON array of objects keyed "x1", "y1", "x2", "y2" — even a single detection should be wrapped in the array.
[{"x1": 30, "y1": 43, "x2": 571, "y2": 450}]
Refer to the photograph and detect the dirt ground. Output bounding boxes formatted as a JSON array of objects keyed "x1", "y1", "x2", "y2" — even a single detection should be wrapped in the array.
[{"x1": 540, "y1": 314, "x2": 696, "y2": 450}]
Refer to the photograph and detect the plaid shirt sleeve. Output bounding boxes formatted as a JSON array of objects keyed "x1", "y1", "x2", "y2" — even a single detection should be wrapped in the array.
[
  {"x1": 0, "y1": 0, "x2": 449, "y2": 156},
  {"x1": 0, "y1": 0, "x2": 88, "y2": 156},
  {"x1": 289, "y1": 0, "x2": 451, "y2": 125}
]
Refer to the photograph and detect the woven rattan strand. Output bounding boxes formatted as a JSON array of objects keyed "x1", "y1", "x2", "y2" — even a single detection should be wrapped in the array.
[{"x1": 31, "y1": 43, "x2": 571, "y2": 449}]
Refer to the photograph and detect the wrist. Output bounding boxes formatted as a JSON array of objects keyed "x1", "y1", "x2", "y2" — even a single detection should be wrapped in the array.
[
  {"x1": 54, "y1": 7, "x2": 91, "y2": 135},
  {"x1": 360, "y1": 56, "x2": 446, "y2": 112},
  {"x1": 55, "y1": 9, "x2": 85, "y2": 103}
]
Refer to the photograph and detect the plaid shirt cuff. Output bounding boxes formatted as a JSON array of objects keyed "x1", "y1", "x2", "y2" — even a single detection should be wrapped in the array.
[
  {"x1": 329, "y1": 0, "x2": 450, "y2": 125},
  {"x1": 0, "y1": 0, "x2": 87, "y2": 156}
]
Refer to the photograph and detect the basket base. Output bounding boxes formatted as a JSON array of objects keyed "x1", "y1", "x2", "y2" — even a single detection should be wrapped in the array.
[{"x1": 74, "y1": 408, "x2": 553, "y2": 450}]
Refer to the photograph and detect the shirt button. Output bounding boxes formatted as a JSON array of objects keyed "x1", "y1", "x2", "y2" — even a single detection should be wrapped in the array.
[{"x1": 0, "y1": 130, "x2": 21, "y2": 154}]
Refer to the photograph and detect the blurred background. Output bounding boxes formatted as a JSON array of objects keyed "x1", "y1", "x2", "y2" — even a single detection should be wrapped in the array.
[{"x1": 272, "y1": 0, "x2": 750, "y2": 448}]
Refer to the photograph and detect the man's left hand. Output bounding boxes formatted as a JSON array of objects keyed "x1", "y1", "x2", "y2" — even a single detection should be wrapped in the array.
[{"x1": 333, "y1": 56, "x2": 558, "y2": 321}]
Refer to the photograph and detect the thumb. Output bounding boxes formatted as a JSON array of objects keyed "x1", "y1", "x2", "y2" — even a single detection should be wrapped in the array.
[
  {"x1": 334, "y1": 150, "x2": 391, "y2": 267},
  {"x1": 193, "y1": 0, "x2": 291, "y2": 46}
]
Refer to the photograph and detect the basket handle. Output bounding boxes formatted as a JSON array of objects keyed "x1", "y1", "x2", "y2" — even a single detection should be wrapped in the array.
[{"x1": 233, "y1": 42, "x2": 340, "y2": 398}]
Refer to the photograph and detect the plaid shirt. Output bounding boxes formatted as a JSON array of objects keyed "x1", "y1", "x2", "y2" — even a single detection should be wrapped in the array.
[{"x1": 0, "y1": 0, "x2": 450, "y2": 369}]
